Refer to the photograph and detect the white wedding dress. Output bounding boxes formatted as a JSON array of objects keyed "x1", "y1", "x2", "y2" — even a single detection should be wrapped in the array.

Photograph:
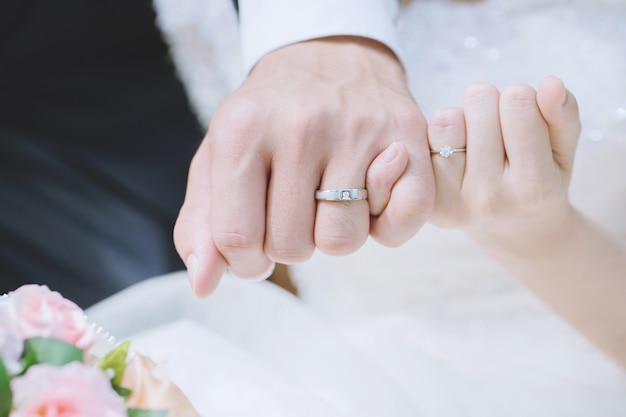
[{"x1": 87, "y1": 0, "x2": 626, "y2": 415}]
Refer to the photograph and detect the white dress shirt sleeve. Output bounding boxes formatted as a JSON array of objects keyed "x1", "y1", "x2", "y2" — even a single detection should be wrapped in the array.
[{"x1": 237, "y1": 0, "x2": 404, "y2": 75}]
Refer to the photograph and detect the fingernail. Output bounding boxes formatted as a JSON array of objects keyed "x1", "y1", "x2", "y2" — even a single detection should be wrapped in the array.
[
  {"x1": 561, "y1": 89, "x2": 567, "y2": 105},
  {"x1": 381, "y1": 142, "x2": 399, "y2": 163},
  {"x1": 186, "y1": 254, "x2": 199, "y2": 293}
]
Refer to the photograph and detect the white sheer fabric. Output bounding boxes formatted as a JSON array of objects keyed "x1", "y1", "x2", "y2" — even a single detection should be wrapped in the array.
[
  {"x1": 88, "y1": 0, "x2": 626, "y2": 415},
  {"x1": 87, "y1": 274, "x2": 434, "y2": 416}
]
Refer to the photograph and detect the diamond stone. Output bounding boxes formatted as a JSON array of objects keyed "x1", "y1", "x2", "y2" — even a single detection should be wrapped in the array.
[
  {"x1": 439, "y1": 145, "x2": 455, "y2": 158},
  {"x1": 341, "y1": 191, "x2": 351, "y2": 200}
]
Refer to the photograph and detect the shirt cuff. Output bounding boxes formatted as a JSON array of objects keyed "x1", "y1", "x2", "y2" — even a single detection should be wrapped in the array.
[{"x1": 237, "y1": 0, "x2": 404, "y2": 75}]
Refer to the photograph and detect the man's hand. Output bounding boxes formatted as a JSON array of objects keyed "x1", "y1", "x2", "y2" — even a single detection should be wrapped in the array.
[{"x1": 174, "y1": 36, "x2": 434, "y2": 296}]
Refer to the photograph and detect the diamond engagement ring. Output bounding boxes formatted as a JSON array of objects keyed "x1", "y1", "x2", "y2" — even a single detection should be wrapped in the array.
[
  {"x1": 315, "y1": 189, "x2": 368, "y2": 201},
  {"x1": 430, "y1": 145, "x2": 466, "y2": 158}
]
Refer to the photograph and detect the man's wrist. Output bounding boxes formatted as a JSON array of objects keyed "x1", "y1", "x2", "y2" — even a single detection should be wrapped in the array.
[{"x1": 245, "y1": 35, "x2": 408, "y2": 96}]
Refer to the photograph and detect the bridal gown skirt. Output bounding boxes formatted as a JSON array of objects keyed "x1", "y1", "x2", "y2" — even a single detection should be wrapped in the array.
[
  {"x1": 87, "y1": 273, "x2": 439, "y2": 417},
  {"x1": 87, "y1": 272, "x2": 626, "y2": 417}
]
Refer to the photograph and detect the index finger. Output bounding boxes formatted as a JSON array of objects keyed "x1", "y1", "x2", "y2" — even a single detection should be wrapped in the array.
[{"x1": 209, "y1": 99, "x2": 274, "y2": 280}]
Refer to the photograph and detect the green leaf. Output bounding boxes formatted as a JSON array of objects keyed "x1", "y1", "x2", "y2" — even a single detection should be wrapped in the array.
[
  {"x1": 98, "y1": 340, "x2": 131, "y2": 386},
  {"x1": 127, "y1": 409, "x2": 168, "y2": 417},
  {"x1": 21, "y1": 338, "x2": 83, "y2": 372},
  {"x1": 20, "y1": 347, "x2": 39, "y2": 373},
  {"x1": 112, "y1": 383, "x2": 132, "y2": 400},
  {"x1": 0, "y1": 357, "x2": 12, "y2": 417}
]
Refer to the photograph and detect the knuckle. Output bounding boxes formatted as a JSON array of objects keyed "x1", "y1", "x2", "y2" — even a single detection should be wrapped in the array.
[
  {"x1": 371, "y1": 228, "x2": 412, "y2": 248},
  {"x1": 338, "y1": 106, "x2": 383, "y2": 146},
  {"x1": 374, "y1": 192, "x2": 433, "y2": 244},
  {"x1": 500, "y1": 84, "x2": 537, "y2": 110},
  {"x1": 514, "y1": 174, "x2": 547, "y2": 211},
  {"x1": 429, "y1": 107, "x2": 464, "y2": 136},
  {"x1": 229, "y1": 261, "x2": 273, "y2": 280},
  {"x1": 187, "y1": 149, "x2": 208, "y2": 179},
  {"x1": 172, "y1": 217, "x2": 187, "y2": 244},
  {"x1": 315, "y1": 216, "x2": 367, "y2": 255},
  {"x1": 316, "y1": 233, "x2": 363, "y2": 255},
  {"x1": 471, "y1": 185, "x2": 502, "y2": 218},
  {"x1": 277, "y1": 100, "x2": 334, "y2": 154},
  {"x1": 172, "y1": 205, "x2": 202, "y2": 256},
  {"x1": 464, "y1": 83, "x2": 500, "y2": 107},
  {"x1": 367, "y1": 169, "x2": 392, "y2": 192},
  {"x1": 213, "y1": 230, "x2": 258, "y2": 253},
  {"x1": 281, "y1": 97, "x2": 329, "y2": 133},
  {"x1": 211, "y1": 96, "x2": 265, "y2": 144},
  {"x1": 391, "y1": 101, "x2": 426, "y2": 132},
  {"x1": 266, "y1": 243, "x2": 314, "y2": 264}
]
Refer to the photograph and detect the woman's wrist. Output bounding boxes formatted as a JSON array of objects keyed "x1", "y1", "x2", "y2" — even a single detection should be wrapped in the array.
[{"x1": 466, "y1": 202, "x2": 580, "y2": 265}]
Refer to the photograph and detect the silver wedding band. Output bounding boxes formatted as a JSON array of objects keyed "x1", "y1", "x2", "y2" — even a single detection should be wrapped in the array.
[
  {"x1": 430, "y1": 145, "x2": 466, "y2": 158},
  {"x1": 315, "y1": 188, "x2": 368, "y2": 201}
]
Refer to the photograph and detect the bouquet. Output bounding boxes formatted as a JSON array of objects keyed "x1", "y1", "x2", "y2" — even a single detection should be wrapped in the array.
[{"x1": 0, "y1": 285, "x2": 200, "y2": 417}]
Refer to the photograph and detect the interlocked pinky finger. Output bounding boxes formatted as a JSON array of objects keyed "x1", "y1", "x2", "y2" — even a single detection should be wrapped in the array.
[
  {"x1": 366, "y1": 143, "x2": 409, "y2": 217},
  {"x1": 427, "y1": 107, "x2": 468, "y2": 227}
]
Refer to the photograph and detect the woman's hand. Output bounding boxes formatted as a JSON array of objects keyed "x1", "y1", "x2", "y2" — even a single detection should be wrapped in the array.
[
  {"x1": 427, "y1": 76, "x2": 581, "y2": 254},
  {"x1": 369, "y1": 77, "x2": 626, "y2": 368}
]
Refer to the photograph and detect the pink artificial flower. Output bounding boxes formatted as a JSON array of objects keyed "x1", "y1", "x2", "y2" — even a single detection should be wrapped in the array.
[
  {"x1": 0, "y1": 285, "x2": 97, "y2": 349},
  {"x1": 10, "y1": 362, "x2": 126, "y2": 417},
  {"x1": 0, "y1": 285, "x2": 99, "y2": 349},
  {"x1": 122, "y1": 353, "x2": 201, "y2": 417}
]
